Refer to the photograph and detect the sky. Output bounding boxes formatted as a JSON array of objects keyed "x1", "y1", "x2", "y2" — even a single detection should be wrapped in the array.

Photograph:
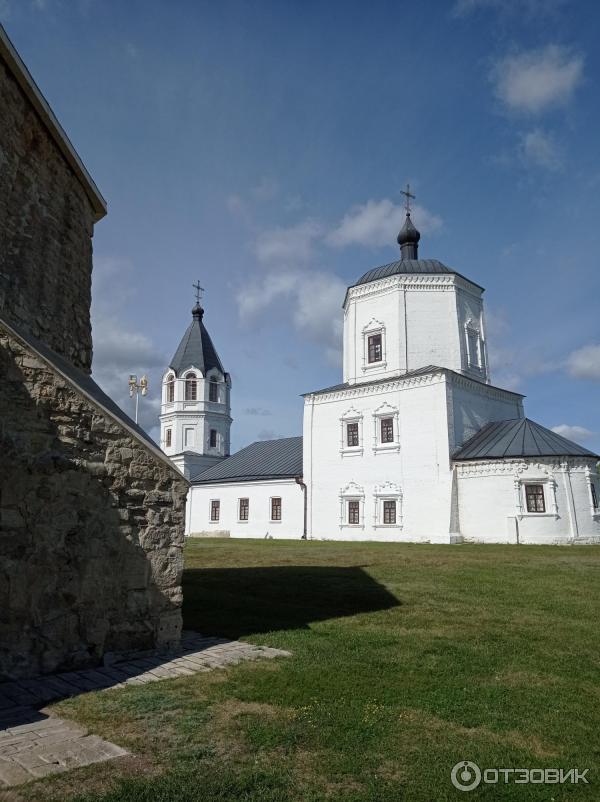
[{"x1": 2, "y1": 0, "x2": 599, "y2": 453}]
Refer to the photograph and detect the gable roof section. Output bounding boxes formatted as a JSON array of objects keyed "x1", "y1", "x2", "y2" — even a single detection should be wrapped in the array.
[
  {"x1": 0, "y1": 315, "x2": 187, "y2": 481},
  {"x1": 192, "y1": 436, "x2": 303, "y2": 484},
  {"x1": 169, "y1": 310, "x2": 224, "y2": 376},
  {"x1": 453, "y1": 418, "x2": 599, "y2": 461},
  {"x1": 0, "y1": 24, "x2": 106, "y2": 222}
]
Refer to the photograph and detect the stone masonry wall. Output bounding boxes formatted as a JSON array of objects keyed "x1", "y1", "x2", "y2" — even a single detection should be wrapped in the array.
[
  {"x1": 0, "y1": 55, "x2": 95, "y2": 373},
  {"x1": 0, "y1": 324, "x2": 189, "y2": 681}
]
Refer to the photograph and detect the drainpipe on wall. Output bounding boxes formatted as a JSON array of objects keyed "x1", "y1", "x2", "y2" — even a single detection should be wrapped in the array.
[{"x1": 295, "y1": 476, "x2": 307, "y2": 539}]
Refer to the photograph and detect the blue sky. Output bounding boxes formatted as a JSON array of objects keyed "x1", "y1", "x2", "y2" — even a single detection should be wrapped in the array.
[{"x1": 3, "y1": 0, "x2": 599, "y2": 452}]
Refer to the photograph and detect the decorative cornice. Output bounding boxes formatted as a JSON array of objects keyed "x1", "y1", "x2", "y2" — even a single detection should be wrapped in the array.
[
  {"x1": 455, "y1": 457, "x2": 597, "y2": 477},
  {"x1": 344, "y1": 273, "x2": 483, "y2": 307},
  {"x1": 309, "y1": 370, "x2": 444, "y2": 403}
]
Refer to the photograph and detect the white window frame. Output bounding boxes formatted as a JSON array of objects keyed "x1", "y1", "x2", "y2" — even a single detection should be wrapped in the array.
[
  {"x1": 164, "y1": 427, "x2": 172, "y2": 449},
  {"x1": 514, "y1": 475, "x2": 558, "y2": 519},
  {"x1": 373, "y1": 482, "x2": 403, "y2": 529},
  {"x1": 372, "y1": 402, "x2": 400, "y2": 453},
  {"x1": 209, "y1": 428, "x2": 218, "y2": 449},
  {"x1": 183, "y1": 369, "x2": 199, "y2": 403},
  {"x1": 361, "y1": 318, "x2": 387, "y2": 373},
  {"x1": 209, "y1": 498, "x2": 220, "y2": 523},
  {"x1": 238, "y1": 497, "x2": 250, "y2": 523},
  {"x1": 183, "y1": 426, "x2": 195, "y2": 448},
  {"x1": 164, "y1": 372, "x2": 176, "y2": 405},
  {"x1": 269, "y1": 496, "x2": 282, "y2": 523},
  {"x1": 339, "y1": 482, "x2": 365, "y2": 529},
  {"x1": 340, "y1": 407, "x2": 363, "y2": 456}
]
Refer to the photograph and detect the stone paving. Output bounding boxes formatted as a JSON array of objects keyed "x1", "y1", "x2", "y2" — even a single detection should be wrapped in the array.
[{"x1": 0, "y1": 632, "x2": 290, "y2": 787}]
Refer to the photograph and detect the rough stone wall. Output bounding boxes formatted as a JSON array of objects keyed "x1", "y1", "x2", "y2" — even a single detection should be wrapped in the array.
[
  {"x1": 0, "y1": 55, "x2": 95, "y2": 373},
  {"x1": 0, "y1": 324, "x2": 189, "y2": 681}
]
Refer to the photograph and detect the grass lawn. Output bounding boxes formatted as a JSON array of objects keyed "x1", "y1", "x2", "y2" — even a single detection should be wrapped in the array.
[{"x1": 17, "y1": 539, "x2": 600, "y2": 802}]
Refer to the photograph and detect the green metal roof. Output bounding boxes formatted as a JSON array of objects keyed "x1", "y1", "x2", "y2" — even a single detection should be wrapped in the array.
[{"x1": 192, "y1": 436, "x2": 303, "y2": 484}]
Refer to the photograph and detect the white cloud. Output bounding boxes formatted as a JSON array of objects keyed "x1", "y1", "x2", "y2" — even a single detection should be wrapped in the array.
[
  {"x1": 254, "y1": 220, "x2": 323, "y2": 265},
  {"x1": 519, "y1": 128, "x2": 563, "y2": 170},
  {"x1": 454, "y1": 0, "x2": 568, "y2": 17},
  {"x1": 566, "y1": 344, "x2": 600, "y2": 380},
  {"x1": 551, "y1": 424, "x2": 595, "y2": 443},
  {"x1": 243, "y1": 407, "x2": 272, "y2": 416},
  {"x1": 492, "y1": 45, "x2": 583, "y2": 114},
  {"x1": 327, "y1": 199, "x2": 442, "y2": 249}
]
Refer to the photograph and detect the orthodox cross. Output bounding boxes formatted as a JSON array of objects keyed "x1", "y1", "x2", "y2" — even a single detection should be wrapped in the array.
[
  {"x1": 193, "y1": 280, "x2": 204, "y2": 304},
  {"x1": 400, "y1": 183, "x2": 415, "y2": 214}
]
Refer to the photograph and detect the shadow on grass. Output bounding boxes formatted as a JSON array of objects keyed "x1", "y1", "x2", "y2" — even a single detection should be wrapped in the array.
[{"x1": 182, "y1": 565, "x2": 400, "y2": 639}]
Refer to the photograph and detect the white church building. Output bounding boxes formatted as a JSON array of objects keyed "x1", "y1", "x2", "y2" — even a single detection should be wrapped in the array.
[{"x1": 160, "y1": 206, "x2": 600, "y2": 545}]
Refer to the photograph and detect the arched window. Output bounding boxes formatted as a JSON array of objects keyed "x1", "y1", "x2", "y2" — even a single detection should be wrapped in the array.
[
  {"x1": 209, "y1": 377, "x2": 218, "y2": 402},
  {"x1": 166, "y1": 374, "x2": 175, "y2": 403},
  {"x1": 185, "y1": 373, "x2": 197, "y2": 401}
]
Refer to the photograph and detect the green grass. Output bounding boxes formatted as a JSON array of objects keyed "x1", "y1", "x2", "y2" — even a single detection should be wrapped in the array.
[{"x1": 21, "y1": 540, "x2": 600, "y2": 802}]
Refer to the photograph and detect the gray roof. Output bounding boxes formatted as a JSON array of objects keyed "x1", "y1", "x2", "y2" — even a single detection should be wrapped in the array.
[
  {"x1": 350, "y1": 258, "x2": 483, "y2": 293},
  {"x1": 0, "y1": 315, "x2": 186, "y2": 479},
  {"x1": 453, "y1": 418, "x2": 599, "y2": 461},
  {"x1": 170, "y1": 305, "x2": 224, "y2": 377},
  {"x1": 192, "y1": 436, "x2": 303, "y2": 484},
  {"x1": 302, "y1": 366, "x2": 524, "y2": 399}
]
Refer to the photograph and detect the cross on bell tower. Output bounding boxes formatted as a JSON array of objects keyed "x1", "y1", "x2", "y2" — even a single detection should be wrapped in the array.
[
  {"x1": 397, "y1": 183, "x2": 420, "y2": 260},
  {"x1": 193, "y1": 280, "x2": 204, "y2": 305},
  {"x1": 400, "y1": 183, "x2": 415, "y2": 215}
]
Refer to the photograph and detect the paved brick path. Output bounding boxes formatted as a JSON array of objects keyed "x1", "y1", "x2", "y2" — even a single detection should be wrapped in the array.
[{"x1": 0, "y1": 633, "x2": 290, "y2": 787}]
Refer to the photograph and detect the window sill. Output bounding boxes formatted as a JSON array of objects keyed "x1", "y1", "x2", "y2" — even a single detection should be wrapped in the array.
[
  {"x1": 237, "y1": 520, "x2": 249, "y2": 524},
  {"x1": 373, "y1": 524, "x2": 403, "y2": 529},
  {"x1": 518, "y1": 513, "x2": 559, "y2": 519},
  {"x1": 269, "y1": 520, "x2": 282, "y2": 524},
  {"x1": 373, "y1": 444, "x2": 400, "y2": 454},
  {"x1": 340, "y1": 447, "x2": 363, "y2": 457},
  {"x1": 340, "y1": 524, "x2": 365, "y2": 530},
  {"x1": 362, "y1": 361, "x2": 387, "y2": 373}
]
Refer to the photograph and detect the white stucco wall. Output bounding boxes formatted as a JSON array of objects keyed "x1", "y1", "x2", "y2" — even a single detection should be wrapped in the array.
[
  {"x1": 456, "y1": 460, "x2": 600, "y2": 544},
  {"x1": 187, "y1": 478, "x2": 305, "y2": 539},
  {"x1": 343, "y1": 274, "x2": 488, "y2": 386}
]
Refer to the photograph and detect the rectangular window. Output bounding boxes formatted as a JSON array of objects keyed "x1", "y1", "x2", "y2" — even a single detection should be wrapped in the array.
[
  {"x1": 367, "y1": 333, "x2": 382, "y2": 363},
  {"x1": 525, "y1": 484, "x2": 546, "y2": 513},
  {"x1": 210, "y1": 429, "x2": 217, "y2": 448},
  {"x1": 167, "y1": 381, "x2": 175, "y2": 403},
  {"x1": 381, "y1": 417, "x2": 394, "y2": 443},
  {"x1": 468, "y1": 330, "x2": 480, "y2": 368},
  {"x1": 185, "y1": 378, "x2": 197, "y2": 401},
  {"x1": 209, "y1": 381, "x2": 218, "y2": 402},
  {"x1": 239, "y1": 498, "x2": 249, "y2": 521},
  {"x1": 271, "y1": 497, "x2": 282, "y2": 521},
  {"x1": 210, "y1": 500, "x2": 220, "y2": 522},
  {"x1": 347, "y1": 422, "x2": 359, "y2": 447},
  {"x1": 592, "y1": 482, "x2": 599, "y2": 510},
  {"x1": 348, "y1": 500, "x2": 360, "y2": 525},
  {"x1": 165, "y1": 429, "x2": 172, "y2": 448},
  {"x1": 383, "y1": 500, "x2": 396, "y2": 524},
  {"x1": 184, "y1": 427, "x2": 194, "y2": 448}
]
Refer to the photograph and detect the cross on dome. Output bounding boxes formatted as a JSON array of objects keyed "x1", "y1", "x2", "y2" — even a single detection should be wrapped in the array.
[{"x1": 400, "y1": 183, "x2": 415, "y2": 215}]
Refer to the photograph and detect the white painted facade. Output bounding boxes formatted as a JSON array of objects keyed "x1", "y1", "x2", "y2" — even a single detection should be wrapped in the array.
[
  {"x1": 175, "y1": 219, "x2": 600, "y2": 545},
  {"x1": 187, "y1": 479, "x2": 305, "y2": 539}
]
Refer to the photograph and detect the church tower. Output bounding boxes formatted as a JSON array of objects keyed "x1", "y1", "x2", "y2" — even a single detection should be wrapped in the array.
[{"x1": 160, "y1": 290, "x2": 232, "y2": 479}]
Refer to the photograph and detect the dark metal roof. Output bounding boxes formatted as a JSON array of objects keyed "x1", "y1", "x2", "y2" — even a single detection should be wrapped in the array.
[
  {"x1": 453, "y1": 418, "x2": 599, "y2": 461},
  {"x1": 351, "y1": 258, "x2": 483, "y2": 293},
  {"x1": 192, "y1": 436, "x2": 303, "y2": 484},
  {"x1": 0, "y1": 315, "x2": 186, "y2": 478},
  {"x1": 169, "y1": 305, "x2": 224, "y2": 377},
  {"x1": 303, "y1": 366, "x2": 524, "y2": 399}
]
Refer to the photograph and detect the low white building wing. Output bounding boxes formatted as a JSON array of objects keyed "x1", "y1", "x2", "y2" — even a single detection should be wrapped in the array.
[{"x1": 166, "y1": 206, "x2": 600, "y2": 545}]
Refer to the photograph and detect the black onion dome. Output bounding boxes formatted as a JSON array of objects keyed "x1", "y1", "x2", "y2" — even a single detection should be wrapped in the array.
[{"x1": 397, "y1": 213, "x2": 420, "y2": 246}]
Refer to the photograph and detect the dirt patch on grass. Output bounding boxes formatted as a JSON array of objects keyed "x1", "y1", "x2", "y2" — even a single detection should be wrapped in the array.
[{"x1": 397, "y1": 709, "x2": 559, "y2": 759}]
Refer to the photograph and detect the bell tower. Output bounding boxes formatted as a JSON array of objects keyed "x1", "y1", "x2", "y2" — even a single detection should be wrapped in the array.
[{"x1": 160, "y1": 285, "x2": 232, "y2": 479}]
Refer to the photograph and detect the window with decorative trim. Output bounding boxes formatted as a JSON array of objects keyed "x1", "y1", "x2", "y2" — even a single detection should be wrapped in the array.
[
  {"x1": 185, "y1": 373, "x2": 198, "y2": 401},
  {"x1": 361, "y1": 319, "x2": 386, "y2": 373},
  {"x1": 339, "y1": 482, "x2": 365, "y2": 528},
  {"x1": 239, "y1": 498, "x2": 249, "y2": 521},
  {"x1": 464, "y1": 320, "x2": 483, "y2": 371},
  {"x1": 340, "y1": 408, "x2": 363, "y2": 456},
  {"x1": 165, "y1": 428, "x2": 172, "y2": 448},
  {"x1": 166, "y1": 375, "x2": 175, "y2": 403},
  {"x1": 210, "y1": 499, "x2": 220, "y2": 522},
  {"x1": 525, "y1": 483, "x2": 545, "y2": 513},
  {"x1": 209, "y1": 378, "x2": 218, "y2": 402},
  {"x1": 373, "y1": 402, "x2": 400, "y2": 452},
  {"x1": 209, "y1": 429, "x2": 217, "y2": 448},
  {"x1": 271, "y1": 497, "x2": 282, "y2": 521},
  {"x1": 373, "y1": 481, "x2": 403, "y2": 528}
]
